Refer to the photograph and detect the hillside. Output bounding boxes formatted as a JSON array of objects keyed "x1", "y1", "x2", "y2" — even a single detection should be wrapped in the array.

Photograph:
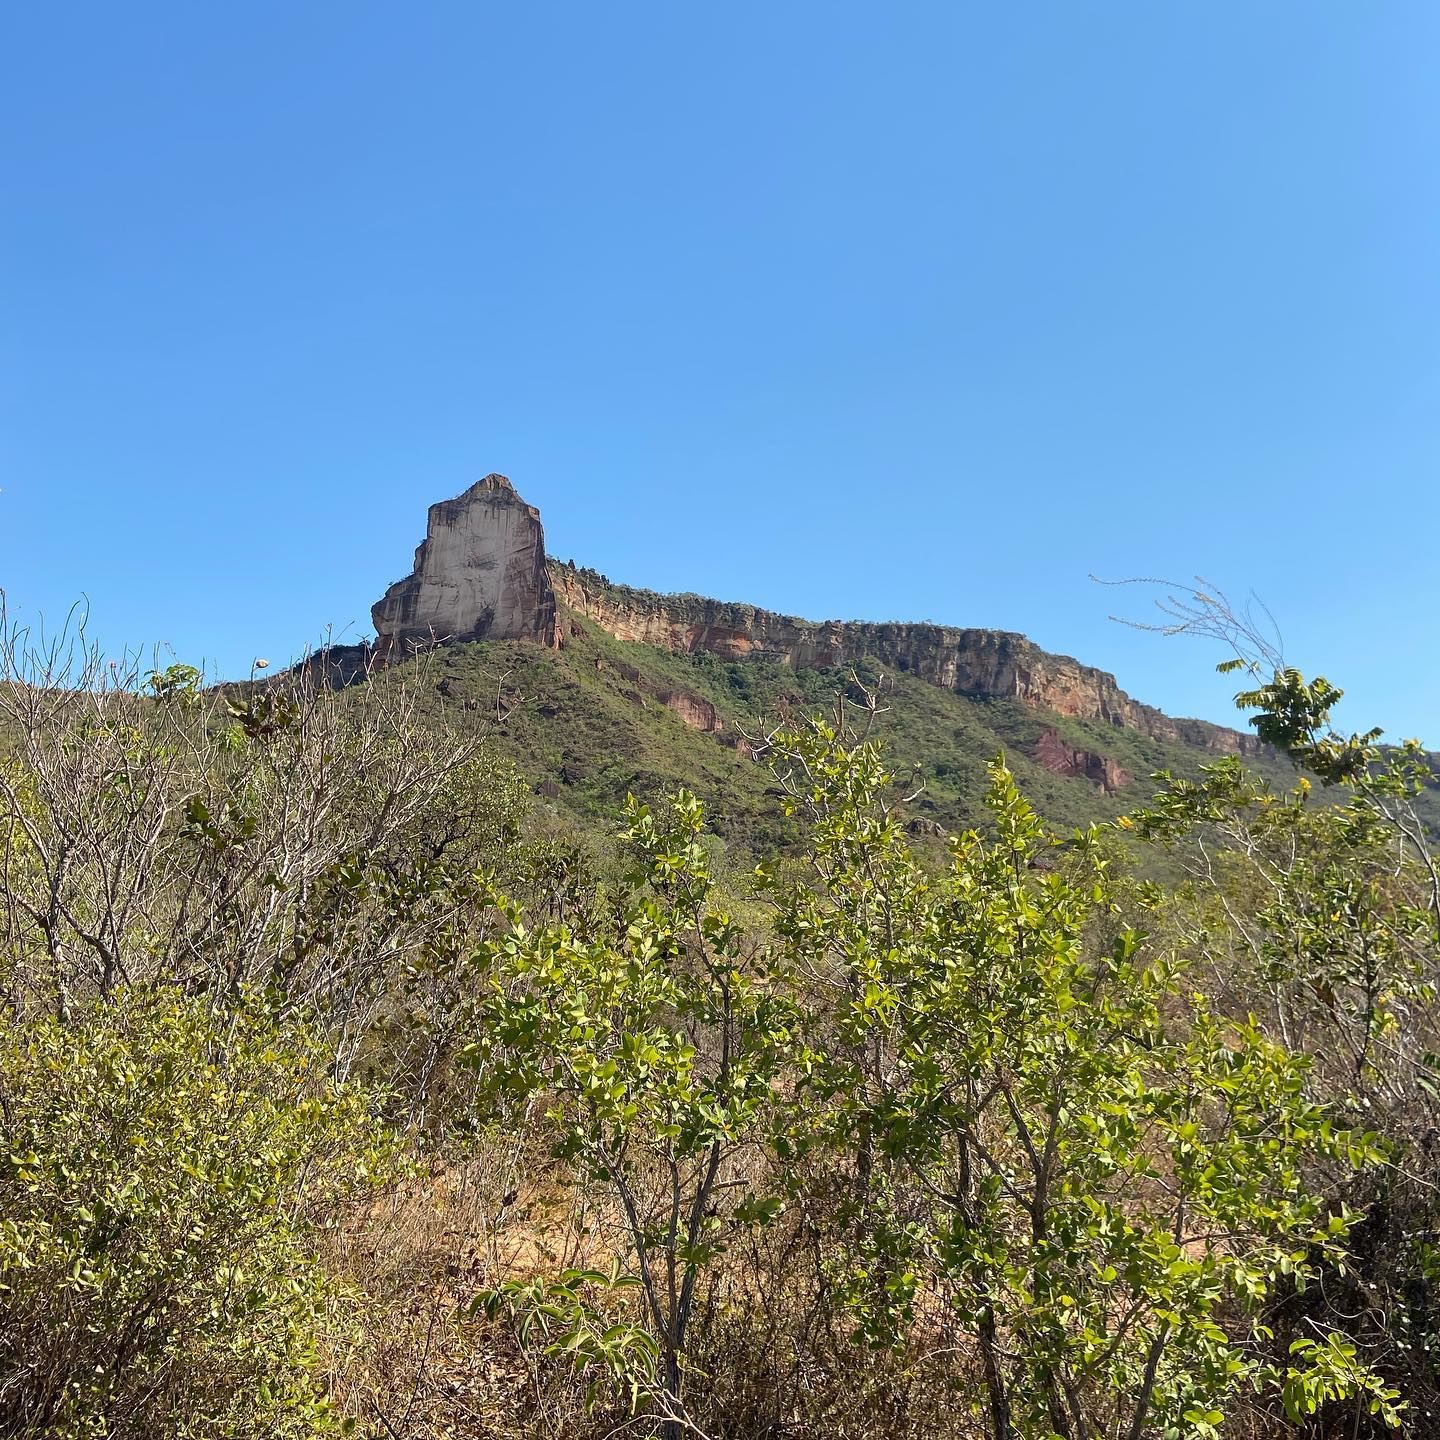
[
  {"x1": 328, "y1": 473, "x2": 1431, "y2": 848},
  {"x1": 335, "y1": 618, "x2": 1314, "y2": 858},
  {"x1": 10, "y1": 477, "x2": 1439, "y2": 1440}
]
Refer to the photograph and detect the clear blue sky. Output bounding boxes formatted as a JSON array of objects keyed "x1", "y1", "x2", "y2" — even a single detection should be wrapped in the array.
[{"x1": 3, "y1": 4, "x2": 1436, "y2": 737}]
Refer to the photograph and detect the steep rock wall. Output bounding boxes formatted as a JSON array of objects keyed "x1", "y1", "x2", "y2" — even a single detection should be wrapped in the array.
[
  {"x1": 1031, "y1": 727, "x2": 1133, "y2": 794},
  {"x1": 550, "y1": 563, "x2": 1262, "y2": 756},
  {"x1": 552, "y1": 564, "x2": 846, "y2": 666},
  {"x1": 373, "y1": 476, "x2": 559, "y2": 654}
]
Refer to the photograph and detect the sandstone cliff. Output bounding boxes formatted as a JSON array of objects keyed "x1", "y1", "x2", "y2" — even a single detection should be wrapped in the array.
[
  {"x1": 1031, "y1": 727, "x2": 1133, "y2": 794},
  {"x1": 373, "y1": 475, "x2": 558, "y2": 655},
  {"x1": 373, "y1": 477, "x2": 1261, "y2": 756},
  {"x1": 550, "y1": 564, "x2": 1262, "y2": 756}
]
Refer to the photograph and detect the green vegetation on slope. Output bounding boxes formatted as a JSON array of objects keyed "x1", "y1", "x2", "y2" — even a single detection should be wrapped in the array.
[
  {"x1": 400, "y1": 613, "x2": 1345, "y2": 854},
  {"x1": 5, "y1": 595, "x2": 1439, "y2": 1439},
  {"x1": 4, "y1": 636, "x2": 1436, "y2": 1439}
]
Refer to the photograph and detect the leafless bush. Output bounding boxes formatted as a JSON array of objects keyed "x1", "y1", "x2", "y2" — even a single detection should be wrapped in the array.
[{"x1": 0, "y1": 596, "x2": 523, "y2": 1068}]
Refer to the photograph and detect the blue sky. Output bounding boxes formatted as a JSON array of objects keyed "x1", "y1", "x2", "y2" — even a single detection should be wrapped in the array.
[{"x1": 2, "y1": 3, "x2": 1436, "y2": 737}]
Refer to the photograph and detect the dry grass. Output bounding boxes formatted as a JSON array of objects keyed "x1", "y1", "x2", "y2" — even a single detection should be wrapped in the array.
[{"x1": 320, "y1": 1143, "x2": 995, "y2": 1440}]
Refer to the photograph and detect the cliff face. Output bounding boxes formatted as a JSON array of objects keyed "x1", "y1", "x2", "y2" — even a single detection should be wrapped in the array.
[
  {"x1": 551, "y1": 565, "x2": 847, "y2": 666},
  {"x1": 551, "y1": 564, "x2": 1262, "y2": 756},
  {"x1": 373, "y1": 478, "x2": 1261, "y2": 756},
  {"x1": 1032, "y1": 727, "x2": 1133, "y2": 794},
  {"x1": 373, "y1": 476, "x2": 559, "y2": 655}
]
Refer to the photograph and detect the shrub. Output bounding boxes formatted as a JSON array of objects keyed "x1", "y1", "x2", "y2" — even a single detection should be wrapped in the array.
[{"x1": 0, "y1": 988, "x2": 401, "y2": 1439}]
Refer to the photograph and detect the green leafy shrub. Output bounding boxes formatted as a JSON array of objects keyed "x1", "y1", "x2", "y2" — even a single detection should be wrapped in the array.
[
  {"x1": 758, "y1": 715, "x2": 1401, "y2": 1438},
  {"x1": 0, "y1": 988, "x2": 402, "y2": 1438},
  {"x1": 461, "y1": 790, "x2": 798, "y2": 1438}
]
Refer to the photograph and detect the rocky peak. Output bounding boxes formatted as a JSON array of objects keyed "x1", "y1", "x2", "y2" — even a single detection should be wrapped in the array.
[
  {"x1": 373, "y1": 476, "x2": 1262, "y2": 757},
  {"x1": 372, "y1": 475, "x2": 558, "y2": 656}
]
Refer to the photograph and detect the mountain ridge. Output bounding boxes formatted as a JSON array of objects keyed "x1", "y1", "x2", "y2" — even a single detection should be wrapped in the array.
[{"x1": 370, "y1": 473, "x2": 1262, "y2": 759}]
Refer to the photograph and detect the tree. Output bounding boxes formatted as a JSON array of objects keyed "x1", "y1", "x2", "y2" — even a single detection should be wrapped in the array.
[
  {"x1": 0, "y1": 602, "x2": 526, "y2": 1073},
  {"x1": 758, "y1": 709, "x2": 1398, "y2": 1438},
  {"x1": 1112, "y1": 580, "x2": 1440, "y2": 1433},
  {"x1": 464, "y1": 791, "x2": 795, "y2": 1438}
]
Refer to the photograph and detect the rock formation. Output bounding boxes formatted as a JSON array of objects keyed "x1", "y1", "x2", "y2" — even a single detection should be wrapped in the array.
[
  {"x1": 551, "y1": 565, "x2": 1262, "y2": 756},
  {"x1": 374, "y1": 477, "x2": 1262, "y2": 756},
  {"x1": 1031, "y1": 727, "x2": 1133, "y2": 794},
  {"x1": 373, "y1": 475, "x2": 558, "y2": 655},
  {"x1": 551, "y1": 565, "x2": 846, "y2": 667}
]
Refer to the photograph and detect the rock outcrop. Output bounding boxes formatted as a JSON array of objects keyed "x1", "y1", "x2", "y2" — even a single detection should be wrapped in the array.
[
  {"x1": 374, "y1": 477, "x2": 1262, "y2": 756},
  {"x1": 373, "y1": 476, "x2": 558, "y2": 655},
  {"x1": 1031, "y1": 727, "x2": 1133, "y2": 794},
  {"x1": 551, "y1": 564, "x2": 1262, "y2": 756},
  {"x1": 600, "y1": 659, "x2": 725, "y2": 733},
  {"x1": 551, "y1": 564, "x2": 846, "y2": 667}
]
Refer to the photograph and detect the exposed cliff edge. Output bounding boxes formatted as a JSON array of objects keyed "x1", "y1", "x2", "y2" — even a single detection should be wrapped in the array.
[
  {"x1": 373, "y1": 477, "x2": 1262, "y2": 756},
  {"x1": 1031, "y1": 727, "x2": 1133, "y2": 794},
  {"x1": 549, "y1": 565, "x2": 1262, "y2": 756}
]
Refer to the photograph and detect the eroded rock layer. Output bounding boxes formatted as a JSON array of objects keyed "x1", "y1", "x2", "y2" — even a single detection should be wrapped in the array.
[{"x1": 1031, "y1": 727, "x2": 1133, "y2": 794}]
